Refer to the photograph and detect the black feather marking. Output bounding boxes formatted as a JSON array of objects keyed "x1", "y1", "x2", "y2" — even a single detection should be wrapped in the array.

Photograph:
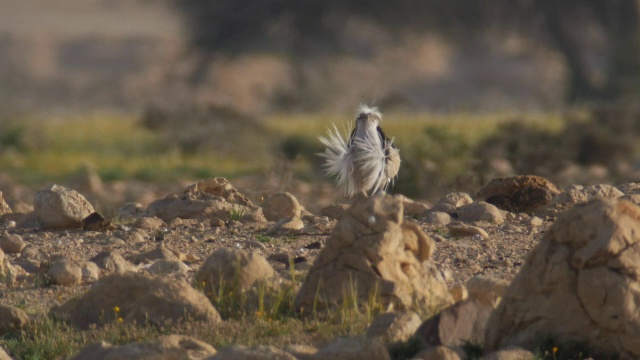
[
  {"x1": 376, "y1": 126, "x2": 387, "y2": 144},
  {"x1": 377, "y1": 126, "x2": 397, "y2": 159},
  {"x1": 348, "y1": 127, "x2": 356, "y2": 147}
]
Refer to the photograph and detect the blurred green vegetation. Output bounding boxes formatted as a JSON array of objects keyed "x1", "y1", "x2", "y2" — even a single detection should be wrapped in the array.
[
  {"x1": 2, "y1": 105, "x2": 639, "y2": 200},
  {"x1": 0, "y1": 114, "x2": 261, "y2": 185}
]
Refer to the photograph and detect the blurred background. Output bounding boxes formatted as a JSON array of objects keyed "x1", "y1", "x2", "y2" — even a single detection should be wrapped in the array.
[{"x1": 1, "y1": 0, "x2": 640, "y2": 213}]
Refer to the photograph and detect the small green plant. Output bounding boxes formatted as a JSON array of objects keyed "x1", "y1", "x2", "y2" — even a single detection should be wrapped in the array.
[
  {"x1": 433, "y1": 227, "x2": 448, "y2": 236},
  {"x1": 228, "y1": 206, "x2": 246, "y2": 221},
  {"x1": 256, "y1": 234, "x2": 271, "y2": 243},
  {"x1": 0, "y1": 120, "x2": 27, "y2": 151}
]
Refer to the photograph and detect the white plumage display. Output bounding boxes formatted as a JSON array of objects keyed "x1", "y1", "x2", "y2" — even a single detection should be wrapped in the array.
[{"x1": 319, "y1": 105, "x2": 401, "y2": 196}]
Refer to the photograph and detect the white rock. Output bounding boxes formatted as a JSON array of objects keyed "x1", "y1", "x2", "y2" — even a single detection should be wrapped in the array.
[{"x1": 34, "y1": 184, "x2": 95, "y2": 229}]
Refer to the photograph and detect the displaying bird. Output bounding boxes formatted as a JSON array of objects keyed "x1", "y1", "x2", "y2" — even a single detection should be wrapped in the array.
[{"x1": 319, "y1": 105, "x2": 401, "y2": 196}]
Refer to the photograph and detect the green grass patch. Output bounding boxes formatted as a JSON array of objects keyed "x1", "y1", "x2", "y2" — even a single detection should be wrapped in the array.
[
  {"x1": 1, "y1": 272, "x2": 388, "y2": 359},
  {"x1": 0, "y1": 110, "x2": 566, "y2": 192}
]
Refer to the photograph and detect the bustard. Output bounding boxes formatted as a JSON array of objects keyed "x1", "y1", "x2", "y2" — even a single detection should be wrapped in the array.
[{"x1": 319, "y1": 105, "x2": 400, "y2": 196}]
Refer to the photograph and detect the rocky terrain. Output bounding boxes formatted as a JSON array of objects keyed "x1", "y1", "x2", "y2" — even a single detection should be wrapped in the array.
[{"x1": 1, "y1": 174, "x2": 639, "y2": 359}]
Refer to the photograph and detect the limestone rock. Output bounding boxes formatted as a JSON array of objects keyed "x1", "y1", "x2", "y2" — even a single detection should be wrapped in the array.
[
  {"x1": 133, "y1": 245, "x2": 180, "y2": 264},
  {"x1": 321, "y1": 203, "x2": 349, "y2": 220},
  {"x1": 617, "y1": 182, "x2": 640, "y2": 195},
  {"x1": 366, "y1": 311, "x2": 422, "y2": 343},
  {"x1": 553, "y1": 184, "x2": 623, "y2": 205},
  {"x1": 145, "y1": 191, "x2": 252, "y2": 223},
  {"x1": 529, "y1": 216, "x2": 543, "y2": 226},
  {"x1": 449, "y1": 284, "x2": 468, "y2": 303},
  {"x1": 423, "y1": 211, "x2": 451, "y2": 226},
  {"x1": 314, "y1": 336, "x2": 390, "y2": 360},
  {"x1": 48, "y1": 258, "x2": 83, "y2": 286},
  {"x1": 239, "y1": 208, "x2": 267, "y2": 223},
  {"x1": 80, "y1": 261, "x2": 100, "y2": 283},
  {"x1": 457, "y1": 202, "x2": 504, "y2": 224},
  {"x1": 184, "y1": 177, "x2": 254, "y2": 207},
  {"x1": 261, "y1": 192, "x2": 301, "y2": 221},
  {"x1": 398, "y1": 195, "x2": 430, "y2": 216},
  {"x1": 485, "y1": 198, "x2": 640, "y2": 357},
  {"x1": 54, "y1": 272, "x2": 221, "y2": 329},
  {"x1": 416, "y1": 298, "x2": 493, "y2": 348},
  {"x1": 447, "y1": 222, "x2": 489, "y2": 239},
  {"x1": 195, "y1": 248, "x2": 275, "y2": 295},
  {"x1": 0, "y1": 346, "x2": 10, "y2": 360},
  {"x1": 1, "y1": 231, "x2": 26, "y2": 253},
  {"x1": 13, "y1": 247, "x2": 47, "y2": 274},
  {"x1": 434, "y1": 192, "x2": 473, "y2": 211},
  {"x1": 90, "y1": 251, "x2": 136, "y2": 274},
  {"x1": 211, "y1": 345, "x2": 295, "y2": 360},
  {"x1": 466, "y1": 274, "x2": 511, "y2": 307},
  {"x1": 0, "y1": 248, "x2": 17, "y2": 284},
  {"x1": 133, "y1": 216, "x2": 165, "y2": 230},
  {"x1": 72, "y1": 335, "x2": 217, "y2": 360},
  {"x1": 0, "y1": 191, "x2": 10, "y2": 216},
  {"x1": 477, "y1": 175, "x2": 561, "y2": 213},
  {"x1": 210, "y1": 218, "x2": 225, "y2": 227},
  {"x1": 145, "y1": 259, "x2": 190, "y2": 276},
  {"x1": 267, "y1": 216, "x2": 304, "y2": 235},
  {"x1": 117, "y1": 202, "x2": 145, "y2": 219},
  {"x1": 34, "y1": 184, "x2": 95, "y2": 229},
  {"x1": 0, "y1": 304, "x2": 29, "y2": 334},
  {"x1": 295, "y1": 195, "x2": 452, "y2": 312}
]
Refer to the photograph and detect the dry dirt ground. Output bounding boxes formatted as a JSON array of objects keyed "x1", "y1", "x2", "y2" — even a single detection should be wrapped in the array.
[{"x1": 0, "y1": 182, "x2": 549, "y2": 316}]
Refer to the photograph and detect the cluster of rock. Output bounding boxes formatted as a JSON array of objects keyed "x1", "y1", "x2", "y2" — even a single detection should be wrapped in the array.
[
  {"x1": 4, "y1": 175, "x2": 640, "y2": 359},
  {"x1": 295, "y1": 195, "x2": 452, "y2": 312}
]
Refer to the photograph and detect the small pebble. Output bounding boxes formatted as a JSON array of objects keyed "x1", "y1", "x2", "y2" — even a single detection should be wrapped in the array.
[
  {"x1": 209, "y1": 218, "x2": 224, "y2": 228},
  {"x1": 472, "y1": 234, "x2": 484, "y2": 241},
  {"x1": 1, "y1": 231, "x2": 26, "y2": 253},
  {"x1": 529, "y1": 216, "x2": 543, "y2": 227},
  {"x1": 450, "y1": 283, "x2": 468, "y2": 302}
]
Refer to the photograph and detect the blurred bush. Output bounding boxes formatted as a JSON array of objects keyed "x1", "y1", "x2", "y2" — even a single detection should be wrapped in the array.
[
  {"x1": 140, "y1": 104, "x2": 272, "y2": 161},
  {"x1": 387, "y1": 103, "x2": 640, "y2": 200},
  {"x1": 393, "y1": 125, "x2": 478, "y2": 199},
  {"x1": 0, "y1": 120, "x2": 27, "y2": 152},
  {"x1": 474, "y1": 105, "x2": 640, "y2": 185}
]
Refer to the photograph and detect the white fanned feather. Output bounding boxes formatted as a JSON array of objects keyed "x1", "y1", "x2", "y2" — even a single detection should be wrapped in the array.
[{"x1": 318, "y1": 124, "x2": 358, "y2": 196}]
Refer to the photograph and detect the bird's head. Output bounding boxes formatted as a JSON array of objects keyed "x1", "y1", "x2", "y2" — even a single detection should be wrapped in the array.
[{"x1": 355, "y1": 105, "x2": 382, "y2": 128}]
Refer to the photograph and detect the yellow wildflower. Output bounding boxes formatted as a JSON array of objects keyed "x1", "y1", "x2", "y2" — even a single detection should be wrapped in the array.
[
  {"x1": 113, "y1": 306, "x2": 120, "y2": 313},
  {"x1": 116, "y1": 317, "x2": 123, "y2": 324}
]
